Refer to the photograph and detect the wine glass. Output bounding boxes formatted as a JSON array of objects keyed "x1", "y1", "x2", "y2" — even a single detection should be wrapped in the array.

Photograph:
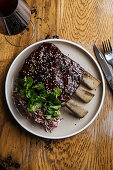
[{"x1": 0, "y1": 0, "x2": 35, "y2": 47}]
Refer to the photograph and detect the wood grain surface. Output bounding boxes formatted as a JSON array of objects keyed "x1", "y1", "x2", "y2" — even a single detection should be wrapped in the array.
[{"x1": 0, "y1": 0, "x2": 113, "y2": 169}]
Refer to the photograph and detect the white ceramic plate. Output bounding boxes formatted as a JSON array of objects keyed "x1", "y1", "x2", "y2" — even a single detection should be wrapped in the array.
[{"x1": 5, "y1": 39, "x2": 105, "y2": 139}]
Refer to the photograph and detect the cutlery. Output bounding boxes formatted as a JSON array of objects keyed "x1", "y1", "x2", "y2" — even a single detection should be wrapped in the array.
[
  {"x1": 102, "y1": 39, "x2": 113, "y2": 67},
  {"x1": 93, "y1": 44, "x2": 113, "y2": 90}
]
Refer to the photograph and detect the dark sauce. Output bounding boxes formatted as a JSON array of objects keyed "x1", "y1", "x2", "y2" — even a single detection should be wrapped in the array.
[{"x1": 19, "y1": 43, "x2": 85, "y2": 102}]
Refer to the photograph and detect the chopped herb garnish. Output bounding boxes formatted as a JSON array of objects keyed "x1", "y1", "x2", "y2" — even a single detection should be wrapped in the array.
[
  {"x1": 30, "y1": 66, "x2": 35, "y2": 72},
  {"x1": 20, "y1": 89, "x2": 26, "y2": 98},
  {"x1": 33, "y1": 83, "x2": 45, "y2": 91},
  {"x1": 24, "y1": 76, "x2": 33, "y2": 89},
  {"x1": 17, "y1": 76, "x2": 62, "y2": 119},
  {"x1": 27, "y1": 101, "x2": 42, "y2": 111},
  {"x1": 53, "y1": 88, "x2": 62, "y2": 98}
]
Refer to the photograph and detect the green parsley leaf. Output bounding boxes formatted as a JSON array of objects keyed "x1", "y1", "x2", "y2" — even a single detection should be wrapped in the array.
[
  {"x1": 24, "y1": 76, "x2": 33, "y2": 90},
  {"x1": 33, "y1": 84, "x2": 45, "y2": 91},
  {"x1": 30, "y1": 67, "x2": 35, "y2": 72},
  {"x1": 56, "y1": 110, "x2": 60, "y2": 116},
  {"x1": 40, "y1": 96, "x2": 46, "y2": 102},
  {"x1": 53, "y1": 112, "x2": 59, "y2": 118},
  {"x1": 27, "y1": 102, "x2": 42, "y2": 111},
  {"x1": 26, "y1": 89, "x2": 35, "y2": 98},
  {"x1": 46, "y1": 92, "x2": 56, "y2": 101},
  {"x1": 46, "y1": 115, "x2": 53, "y2": 119},
  {"x1": 53, "y1": 98, "x2": 61, "y2": 105},
  {"x1": 20, "y1": 89, "x2": 26, "y2": 98},
  {"x1": 53, "y1": 88, "x2": 62, "y2": 98},
  {"x1": 46, "y1": 107, "x2": 54, "y2": 115},
  {"x1": 50, "y1": 105, "x2": 61, "y2": 110}
]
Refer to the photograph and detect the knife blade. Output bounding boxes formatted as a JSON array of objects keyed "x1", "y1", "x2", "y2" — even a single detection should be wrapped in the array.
[{"x1": 93, "y1": 44, "x2": 113, "y2": 90}]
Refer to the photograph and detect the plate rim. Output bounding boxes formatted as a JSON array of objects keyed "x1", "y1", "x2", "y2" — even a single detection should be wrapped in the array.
[{"x1": 5, "y1": 39, "x2": 105, "y2": 139}]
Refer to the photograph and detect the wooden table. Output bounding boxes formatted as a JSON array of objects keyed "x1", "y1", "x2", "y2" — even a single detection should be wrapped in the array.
[{"x1": 0, "y1": 0, "x2": 113, "y2": 169}]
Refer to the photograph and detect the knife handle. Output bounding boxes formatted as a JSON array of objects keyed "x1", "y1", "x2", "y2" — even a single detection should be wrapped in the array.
[
  {"x1": 109, "y1": 77, "x2": 113, "y2": 90},
  {"x1": 108, "y1": 60, "x2": 113, "y2": 68}
]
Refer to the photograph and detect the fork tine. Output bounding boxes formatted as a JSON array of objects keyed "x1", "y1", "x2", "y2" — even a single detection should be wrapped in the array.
[
  {"x1": 103, "y1": 41, "x2": 108, "y2": 53},
  {"x1": 102, "y1": 41, "x2": 106, "y2": 54},
  {"x1": 104, "y1": 40, "x2": 109, "y2": 53},
  {"x1": 105, "y1": 41, "x2": 108, "y2": 53},
  {"x1": 106, "y1": 40, "x2": 110, "y2": 53},
  {"x1": 102, "y1": 39, "x2": 113, "y2": 66},
  {"x1": 108, "y1": 39, "x2": 112, "y2": 52}
]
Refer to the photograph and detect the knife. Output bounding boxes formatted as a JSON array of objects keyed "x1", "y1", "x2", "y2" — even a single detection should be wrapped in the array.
[{"x1": 93, "y1": 44, "x2": 113, "y2": 90}]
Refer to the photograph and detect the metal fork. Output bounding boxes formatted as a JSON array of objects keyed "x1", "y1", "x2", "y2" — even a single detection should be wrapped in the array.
[{"x1": 102, "y1": 39, "x2": 113, "y2": 67}]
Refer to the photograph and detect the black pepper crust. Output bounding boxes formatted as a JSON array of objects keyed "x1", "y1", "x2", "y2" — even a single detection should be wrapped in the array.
[{"x1": 19, "y1": 42, "x2": 85, "y2": 102}]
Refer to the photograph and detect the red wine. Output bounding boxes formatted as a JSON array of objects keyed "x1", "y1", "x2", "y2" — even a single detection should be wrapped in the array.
[
  {"x1": 0, "y1": 0, "x2": 31, "y2": 35},
  {"x1": 0, "y1": 0, "x2": 18, "y2": 17}
]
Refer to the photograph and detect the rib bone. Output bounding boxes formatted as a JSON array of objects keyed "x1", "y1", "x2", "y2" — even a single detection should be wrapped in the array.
[
  {"x1": 75, "y1": 86, "x2": 94, "y2": 103},
  {"x1": 82, "y1": 72, "x2": 101, "y2": 90},
  {"x1": 65, "y1": 99, "x2": 88, "y2": 118}
]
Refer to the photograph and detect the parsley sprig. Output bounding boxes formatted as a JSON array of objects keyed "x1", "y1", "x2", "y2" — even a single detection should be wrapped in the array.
[{"x1": 17, "y1": 76, "x2": 62, "y2": 119}]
